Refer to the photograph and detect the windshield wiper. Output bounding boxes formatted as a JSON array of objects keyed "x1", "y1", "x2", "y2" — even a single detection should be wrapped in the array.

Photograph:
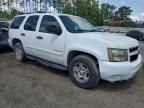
[
  {"x1": 73, "y1": 30, "x2": 88, "y2": 33},
  {"x1": 88, "y1": 30, "x2": 98, "y2": 32},
  {"x1": 72, "y1": 29, "x2": 98, "y2": 33}
]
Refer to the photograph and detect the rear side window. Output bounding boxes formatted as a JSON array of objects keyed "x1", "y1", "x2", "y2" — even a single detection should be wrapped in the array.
[
  {"x1": 10, "y1": 16, "x2": 25, "y2": 29},
  {"x1": 24, "y1": 15, "x2": 39, "y2": 31}
]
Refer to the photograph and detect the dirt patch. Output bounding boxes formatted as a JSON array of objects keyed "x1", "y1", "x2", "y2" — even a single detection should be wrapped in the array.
[{"x1": 0, "y1": 46, "x2": 144, "y2": 108}]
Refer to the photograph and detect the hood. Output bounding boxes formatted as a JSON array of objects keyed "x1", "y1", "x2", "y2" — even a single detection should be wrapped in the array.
[{"x1": 76, "y1": 32, "x2": 139, "y2": 49}]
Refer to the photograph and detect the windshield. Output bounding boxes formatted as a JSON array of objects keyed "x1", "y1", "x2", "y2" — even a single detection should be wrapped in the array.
[{"x1": 59, "y1": 15, "x2": 97, "y2": 33}]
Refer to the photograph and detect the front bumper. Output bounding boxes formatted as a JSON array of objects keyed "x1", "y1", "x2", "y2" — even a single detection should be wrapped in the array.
[{"x1": 99, "y1": 54, "x2": 142, "y2": 82}]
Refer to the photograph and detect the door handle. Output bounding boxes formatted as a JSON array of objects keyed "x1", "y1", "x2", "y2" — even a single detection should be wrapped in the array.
[
  {"x1": 36, "y1": 36, "x2": 43, "y2": 40},
  {"x1": 20, "y1": 33, "x2": 25, "y2": 36}
]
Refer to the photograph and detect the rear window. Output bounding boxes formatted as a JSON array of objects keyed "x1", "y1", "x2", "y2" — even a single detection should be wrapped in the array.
[
  {"x1": 24, "y1": 15, "x2": 39, "y2": 31},
  {"x1": 10, "y1": 16, "x2": 25, "y2": 29}
]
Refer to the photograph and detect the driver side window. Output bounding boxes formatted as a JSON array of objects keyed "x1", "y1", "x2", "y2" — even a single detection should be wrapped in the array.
[{"x1": 39, "y1": 15, "x2": 61, "y2": 34}]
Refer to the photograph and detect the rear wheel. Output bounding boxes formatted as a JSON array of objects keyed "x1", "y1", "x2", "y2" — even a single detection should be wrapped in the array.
[
  {"x1": 69, "y1": 55, "x2": 100, "y2": 89},
  {"x1": 14, "y1": 42, "x2": 26, "y2": 62}
]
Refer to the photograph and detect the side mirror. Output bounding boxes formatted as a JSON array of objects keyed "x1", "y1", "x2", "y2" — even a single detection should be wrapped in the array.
[{"x1": 48, "y1": 25, "x2": 62, "y2": 35}]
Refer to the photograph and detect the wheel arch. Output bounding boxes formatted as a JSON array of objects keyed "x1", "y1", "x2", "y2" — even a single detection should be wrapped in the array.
[
  {"x1": 67, "y1": 50, "x2": 99, "y2": 69},
  {"x1": 12, "y1": 38, "x2": 22, "y2": 47}
]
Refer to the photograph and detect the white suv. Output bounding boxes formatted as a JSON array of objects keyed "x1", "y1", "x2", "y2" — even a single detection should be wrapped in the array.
[{"x1": 8, "y1": 13, "x2": 142, "y2": 89}]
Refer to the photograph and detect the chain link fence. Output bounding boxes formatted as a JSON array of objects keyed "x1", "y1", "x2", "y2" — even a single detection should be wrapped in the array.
[{"x1": 98, "y1": 26, "x2": 144, "y2": 33}]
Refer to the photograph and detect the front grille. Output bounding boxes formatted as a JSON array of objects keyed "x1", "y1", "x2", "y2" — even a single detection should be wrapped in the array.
[
  {"x1": 130, "y1": 54, "x2": 138, "y2": 62},
  {"x1": 129, "y1": 46, "x2": 139, "y2": 62},
  {"x1": 129, "y1": 46, "x2": 139, "y2": 53}
]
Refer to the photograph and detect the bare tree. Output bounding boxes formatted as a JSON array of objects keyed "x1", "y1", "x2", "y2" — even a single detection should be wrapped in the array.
[
  {"x1": 2, "y1": 1, "x2": 6, "y2": 11},
  {"x1": 15, "y1": 0, "x2": 18, "y2": 10}
]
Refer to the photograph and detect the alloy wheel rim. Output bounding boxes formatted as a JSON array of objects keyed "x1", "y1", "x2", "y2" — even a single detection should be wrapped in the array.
[
  {"x1": 73, "y1": 62, "x2": 90, "y2": 83},
  {"x1": 15, "y1": 47, "x2": 22, "y2": 60}
]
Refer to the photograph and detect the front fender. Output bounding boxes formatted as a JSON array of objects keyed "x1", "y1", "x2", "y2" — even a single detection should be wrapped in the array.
[{"x1": 64, "y1": 47, "x2": 104, "y2": 66}]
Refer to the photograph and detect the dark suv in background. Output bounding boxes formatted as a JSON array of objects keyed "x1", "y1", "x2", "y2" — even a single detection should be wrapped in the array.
[{"x1": 126, "y1": 30, "x2": 144, "y2": 41}]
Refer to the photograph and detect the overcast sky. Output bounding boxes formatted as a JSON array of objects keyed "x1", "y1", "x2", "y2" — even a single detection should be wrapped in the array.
[{"x1": 99, "y1": 0, "x2": 144, "y2": 21}]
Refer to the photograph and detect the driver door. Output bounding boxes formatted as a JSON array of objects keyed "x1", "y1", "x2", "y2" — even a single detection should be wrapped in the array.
[{"x1": 34, "y1": 15, "x2": 65, "y2": 65}]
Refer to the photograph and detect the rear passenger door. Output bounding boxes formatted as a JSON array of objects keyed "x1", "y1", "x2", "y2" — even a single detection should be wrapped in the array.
[{"x1": 21, "y1": 15, "x2": 39, "y2": 56}]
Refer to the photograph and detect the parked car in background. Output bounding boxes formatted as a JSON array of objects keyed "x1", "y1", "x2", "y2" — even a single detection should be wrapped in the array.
[
  {"x1": 0, "y1": 21, "x2": 9, "y2": 48},
  {"x1": 101, "y1": 28, "x2": 111, "y2": 32},
  {"x1": 126, "y1": 30, "x2": 144, "y2": 41},
  {"x1": 109, "y1": 29, "x2": 120, "y2": 33},
  {"x1": 8, "y1": 13, "x2": 142, "y2": 89}
]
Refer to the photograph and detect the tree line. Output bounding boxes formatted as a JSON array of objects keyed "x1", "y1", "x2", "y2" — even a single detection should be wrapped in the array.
[{"x1": 53, "y1": 0, "x2": 133, "y2": 26}]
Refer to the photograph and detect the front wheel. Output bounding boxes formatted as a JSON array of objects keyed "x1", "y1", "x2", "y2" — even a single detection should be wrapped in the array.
[
  {"x1": 69, "y1": 55, "x2": 100, "y2": 89},
  {"x1": 14, "y1": 42, "x2": 26, "y2": 62}
]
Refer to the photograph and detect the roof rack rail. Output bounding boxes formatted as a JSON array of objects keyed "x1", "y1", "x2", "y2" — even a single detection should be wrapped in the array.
[
  {"x1": 37, "y1": 11, "x2": 47, "y2": 13},
  {"x1": 20, "y1": 11, "x2": 47, "y2": 15}
]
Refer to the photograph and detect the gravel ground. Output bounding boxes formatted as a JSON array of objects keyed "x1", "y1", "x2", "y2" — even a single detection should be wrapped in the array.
[{"x1": 0, "y1": 44, "x2": 144, "y2": 108}]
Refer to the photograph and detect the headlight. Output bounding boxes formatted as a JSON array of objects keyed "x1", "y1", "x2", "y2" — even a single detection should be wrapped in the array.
[{"x1": 108, "y1": 48, "x2": 128, "y2": 62}]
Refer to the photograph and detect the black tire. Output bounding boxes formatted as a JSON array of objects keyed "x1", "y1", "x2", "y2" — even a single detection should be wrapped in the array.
[
  {"x1": 69, "y1": 55, "x2": 100, "y2": 89},
  {"x1": 14, "y1": 42, "x2": 26, "y2": 62}
]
